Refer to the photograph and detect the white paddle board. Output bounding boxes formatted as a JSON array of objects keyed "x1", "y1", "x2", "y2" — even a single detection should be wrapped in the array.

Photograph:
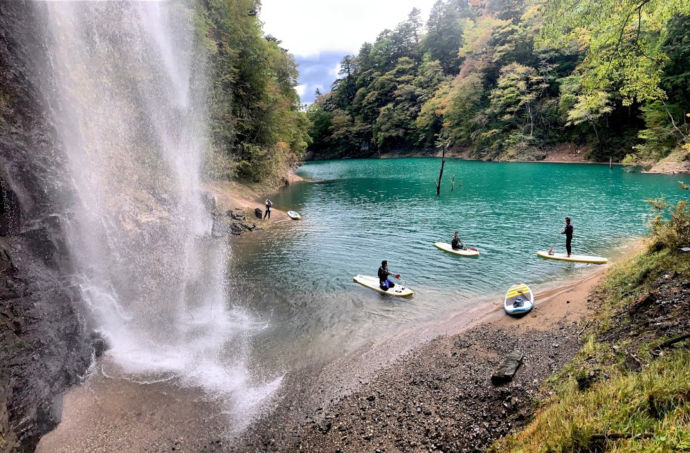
[
  {"x1": 537, "y1": 251, "x2": 607, "y2": 264},
  {"x1": 353, "y1": 275, "x2": 414, "y2": 298},
  {"x1": 434, "y1": 242, "x2": 480, "y2": 257},
  {"x1": 287, "y1": 210, "x2": 302, "y2": 220}
]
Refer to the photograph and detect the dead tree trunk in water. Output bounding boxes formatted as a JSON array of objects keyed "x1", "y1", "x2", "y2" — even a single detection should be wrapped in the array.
[{"x1": 436, "y1": 144, "x2": 447, "y2": 196}]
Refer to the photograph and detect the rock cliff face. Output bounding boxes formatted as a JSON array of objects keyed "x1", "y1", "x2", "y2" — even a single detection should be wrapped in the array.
[{"x1": 0, "y1": 2, "x2": 93, "y2": 451}]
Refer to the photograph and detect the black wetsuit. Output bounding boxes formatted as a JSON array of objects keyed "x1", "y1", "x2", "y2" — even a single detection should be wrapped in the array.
[
  {"x1": 451, "y1": 237, "x2": 464, "y2": 250},
  {"x1": 378, "y1": 266, "x2": 394, "y2": 290},
  {"x1": 563, "y1": 224, "x2": 573, "y2": 256}
]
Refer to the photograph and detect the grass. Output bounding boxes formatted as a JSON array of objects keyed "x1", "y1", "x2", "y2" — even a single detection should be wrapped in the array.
[
  {"x1": 490, "y1": 203, "x2": 690, "y2": 452},
  {"x1": 492, "y1": 348, "x2": 690, "y2": 452}
]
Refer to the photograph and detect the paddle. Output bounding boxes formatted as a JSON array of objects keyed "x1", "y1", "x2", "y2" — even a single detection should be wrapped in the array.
[{"x1": 547, "y1": 233, "x2": 560, "y2": 255}]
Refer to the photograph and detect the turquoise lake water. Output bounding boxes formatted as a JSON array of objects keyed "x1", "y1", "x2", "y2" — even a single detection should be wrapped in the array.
[{"x1": 230, "y1": 159, "x2": 689, "y2": 372}]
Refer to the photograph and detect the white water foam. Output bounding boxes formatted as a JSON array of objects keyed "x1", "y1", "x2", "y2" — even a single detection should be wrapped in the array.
[{"x1": 36, "y1": 0, "x2": 279, "y2": 427}]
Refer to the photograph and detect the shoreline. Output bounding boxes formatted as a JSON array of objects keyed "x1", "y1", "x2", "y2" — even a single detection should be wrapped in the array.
[
  {"x1": 308, "y1": 153, "x2": 617, "y2": 165},
  {"x1": 305, "y1": 151, "x2": 689, "y2": 175},
  {"x1": 204, "y1": 176, "x2": 304, "y2": 229},
  {"x1": 36, "y1": 240, "x2": 643, "y2": 452},
  {"x1": 234, "y1": 243, "x2": 644, "y2": 452}
]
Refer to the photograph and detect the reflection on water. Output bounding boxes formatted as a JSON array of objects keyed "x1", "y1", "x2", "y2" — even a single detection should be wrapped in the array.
[{"x1": 232, "y1": 159, "x2": 689, "y2": 375}]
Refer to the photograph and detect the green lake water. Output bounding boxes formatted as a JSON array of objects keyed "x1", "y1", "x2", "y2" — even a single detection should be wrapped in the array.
[{"x1": 230, "y1": 159, "x2": 689, "y2": 374}]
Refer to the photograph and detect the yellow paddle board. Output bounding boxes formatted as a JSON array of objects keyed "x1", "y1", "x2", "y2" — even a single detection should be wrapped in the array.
[
  {"x1": 504, "y1": 283, "x2": 534, "y2": 316},
  {"x1": 537, "y1": 251, "x2": 608, "y2": 264}
]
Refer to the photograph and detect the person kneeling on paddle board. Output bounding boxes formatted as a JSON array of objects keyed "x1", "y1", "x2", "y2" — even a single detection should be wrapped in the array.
[
  {"x1": 560, "y1": 217, "x2": 574, "y2": 257},
  {"x1": 378, "y1": 260, "x2": 400, "y2": 291},
  {"x1": 451, "y1": 232, "x2": 466, "y2": 250}
]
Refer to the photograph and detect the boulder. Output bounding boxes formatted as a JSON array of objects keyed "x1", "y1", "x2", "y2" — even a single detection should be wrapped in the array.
[
  {"x1": 230, "y1": 223, "x2": 243, "y2": 235},
  {"x1": 491, "y1": 350, "x2": 523, "y2": 385},
  {"x1": 211, "y1": 218, "x2": 230, "y2": 238},
  {"x1": 227, "y1": 210, "x2": 246, "y2": 221},
  {"x1": 254, "y1": 208, "x2": 263, "y2": 219},
  {"x1": 201, "y1": 192, "x2": 216, "y2": 214},
  {"x1": 624, "y1": 354, "x2": 642, "y2": 372},
  {"x1": 88, "y1": 331, "x2": 109, "y2": 358}
]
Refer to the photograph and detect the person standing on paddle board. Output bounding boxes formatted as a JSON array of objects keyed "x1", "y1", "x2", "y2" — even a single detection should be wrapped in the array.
[
  {"x1": 263, "y1": 199, "x2": 272, "y2": 220},
  {"x1": 451, "y1": 232, "x2": 466, "y2": 250},
  {"x1": 378, "y1": 260, "x2": 399, "y2": 291},
  {"x1": 560, "y1": 217, "x2": 574, "y2": 257}
]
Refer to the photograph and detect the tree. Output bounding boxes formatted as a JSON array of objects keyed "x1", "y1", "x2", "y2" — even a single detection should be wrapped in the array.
[
  {"x1": 489, "y1": 63, "x2": 548, "y2": 137},
  {"x1": 558, "y1": 75, "x2": 613, "y2": 143},
  {"x1": 541, "y1": 0, "x2": 690, "y2": 106},
  {"x1": 422, "y1": 0, "x2": 469, "y2": 74},
  {"x1": 198, "y1": 0, "x2": 310, "y2": 182},
  {"x1": 444, "y1": 73, "x2": 485, "y2": 145}
]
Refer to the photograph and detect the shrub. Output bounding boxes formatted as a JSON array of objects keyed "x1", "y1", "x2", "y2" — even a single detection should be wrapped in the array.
[{"x1": 648, "y1": 198, "x2": 690, "y2": 251}]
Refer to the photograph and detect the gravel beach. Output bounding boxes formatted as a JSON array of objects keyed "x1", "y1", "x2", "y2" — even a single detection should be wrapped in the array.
[{"x1": 37, "y1": 261, "x2": 613, "y2": 453}]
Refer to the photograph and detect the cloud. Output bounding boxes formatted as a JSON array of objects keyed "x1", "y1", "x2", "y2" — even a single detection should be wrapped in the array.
[
  {"x1": 294, "y1": 52, "x2": 345, "y2": 104},
  {"x1": 261, "y1": 0, "x2": 438, "y2": 103},
  {"x1": 261, "y1": 0, "x2": 437, "y2": 57}
]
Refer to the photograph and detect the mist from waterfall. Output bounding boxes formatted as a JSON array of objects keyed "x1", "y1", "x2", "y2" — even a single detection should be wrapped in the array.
[{"x1": 36, "y1": 0, "x2": 280, "y2": 426}]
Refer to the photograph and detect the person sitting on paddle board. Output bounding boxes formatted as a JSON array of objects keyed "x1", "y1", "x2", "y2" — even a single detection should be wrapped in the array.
[
  {"x1": 378, "y1": 260, "x2": 400, "y2": 291},
  {"x1": 560, "y1": 217, "x2": 574, "y2": 257},
  {"x1": 451, "y1": 232, "x2": 466, "y2": 250}
]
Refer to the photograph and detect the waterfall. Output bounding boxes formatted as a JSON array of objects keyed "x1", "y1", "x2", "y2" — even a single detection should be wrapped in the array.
[{"x1": 35, "y1": 0, "x2": 279, "y2": 427}]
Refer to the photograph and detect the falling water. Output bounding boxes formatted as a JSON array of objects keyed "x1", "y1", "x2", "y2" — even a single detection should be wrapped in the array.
[{"x1": 35, "y1": 0, "x2": 279, "y2": 426}]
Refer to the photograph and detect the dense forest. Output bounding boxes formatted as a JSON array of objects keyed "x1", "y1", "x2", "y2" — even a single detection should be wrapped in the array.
[
  {"x1": 197, "y1": 0, "x2": 310, "y2": 183},
  {"x1": 306, "y1": 0, "x2": 690, "y2": 165}
]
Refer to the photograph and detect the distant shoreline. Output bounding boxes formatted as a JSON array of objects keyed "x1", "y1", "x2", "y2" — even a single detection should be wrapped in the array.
[{"x1": 305, "y1": 152, "x2": 690, "y2": 175}]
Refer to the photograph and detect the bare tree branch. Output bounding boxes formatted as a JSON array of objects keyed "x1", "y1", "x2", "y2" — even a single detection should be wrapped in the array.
[{"x1": 662, "y1": 101, "x2": 688, "y2": 140}]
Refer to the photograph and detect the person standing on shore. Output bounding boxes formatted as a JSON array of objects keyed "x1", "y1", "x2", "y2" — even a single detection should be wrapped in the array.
[
  {"x1": 263, "y1": 199, "x2": 272, "y2": 220},
  {"x1": 378, "y1": 260, "x2": 399, "y2": 291},
  {"x1": 560, "y1": 217, "x2": 573, "y2": 257}
]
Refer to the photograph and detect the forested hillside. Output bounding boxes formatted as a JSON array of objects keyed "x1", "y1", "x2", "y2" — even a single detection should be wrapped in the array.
[
  {"x1": 197, "y1": 0, "x2": 310, "y2": 183},
  {"x1": 307, "y1": 0, "x2": 690, "y2": 166}
]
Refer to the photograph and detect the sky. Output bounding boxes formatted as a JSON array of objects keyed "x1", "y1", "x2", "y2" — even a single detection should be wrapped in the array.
[{"x1": 260, "y1": 0, "x2": 439, "y2": 104}]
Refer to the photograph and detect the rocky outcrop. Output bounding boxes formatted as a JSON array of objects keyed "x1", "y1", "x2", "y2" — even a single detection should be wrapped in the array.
[
  {"x1": 212, "y1": 211, "x2": 262, "y2": 238},
  {"x1": 1, "y1": 2, "x2": 92, "y2": 451},
  {"x1": 491, "y1": 350, "x2": 524, "y2": 385},
  {"x1": 644, "y1": 149, "x2": 690, "y2": 174}
]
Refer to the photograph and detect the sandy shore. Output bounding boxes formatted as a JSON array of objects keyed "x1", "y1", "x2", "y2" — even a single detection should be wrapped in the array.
[{"x1": 205, "y1": 179, "x2": 297, "y2": 225}]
